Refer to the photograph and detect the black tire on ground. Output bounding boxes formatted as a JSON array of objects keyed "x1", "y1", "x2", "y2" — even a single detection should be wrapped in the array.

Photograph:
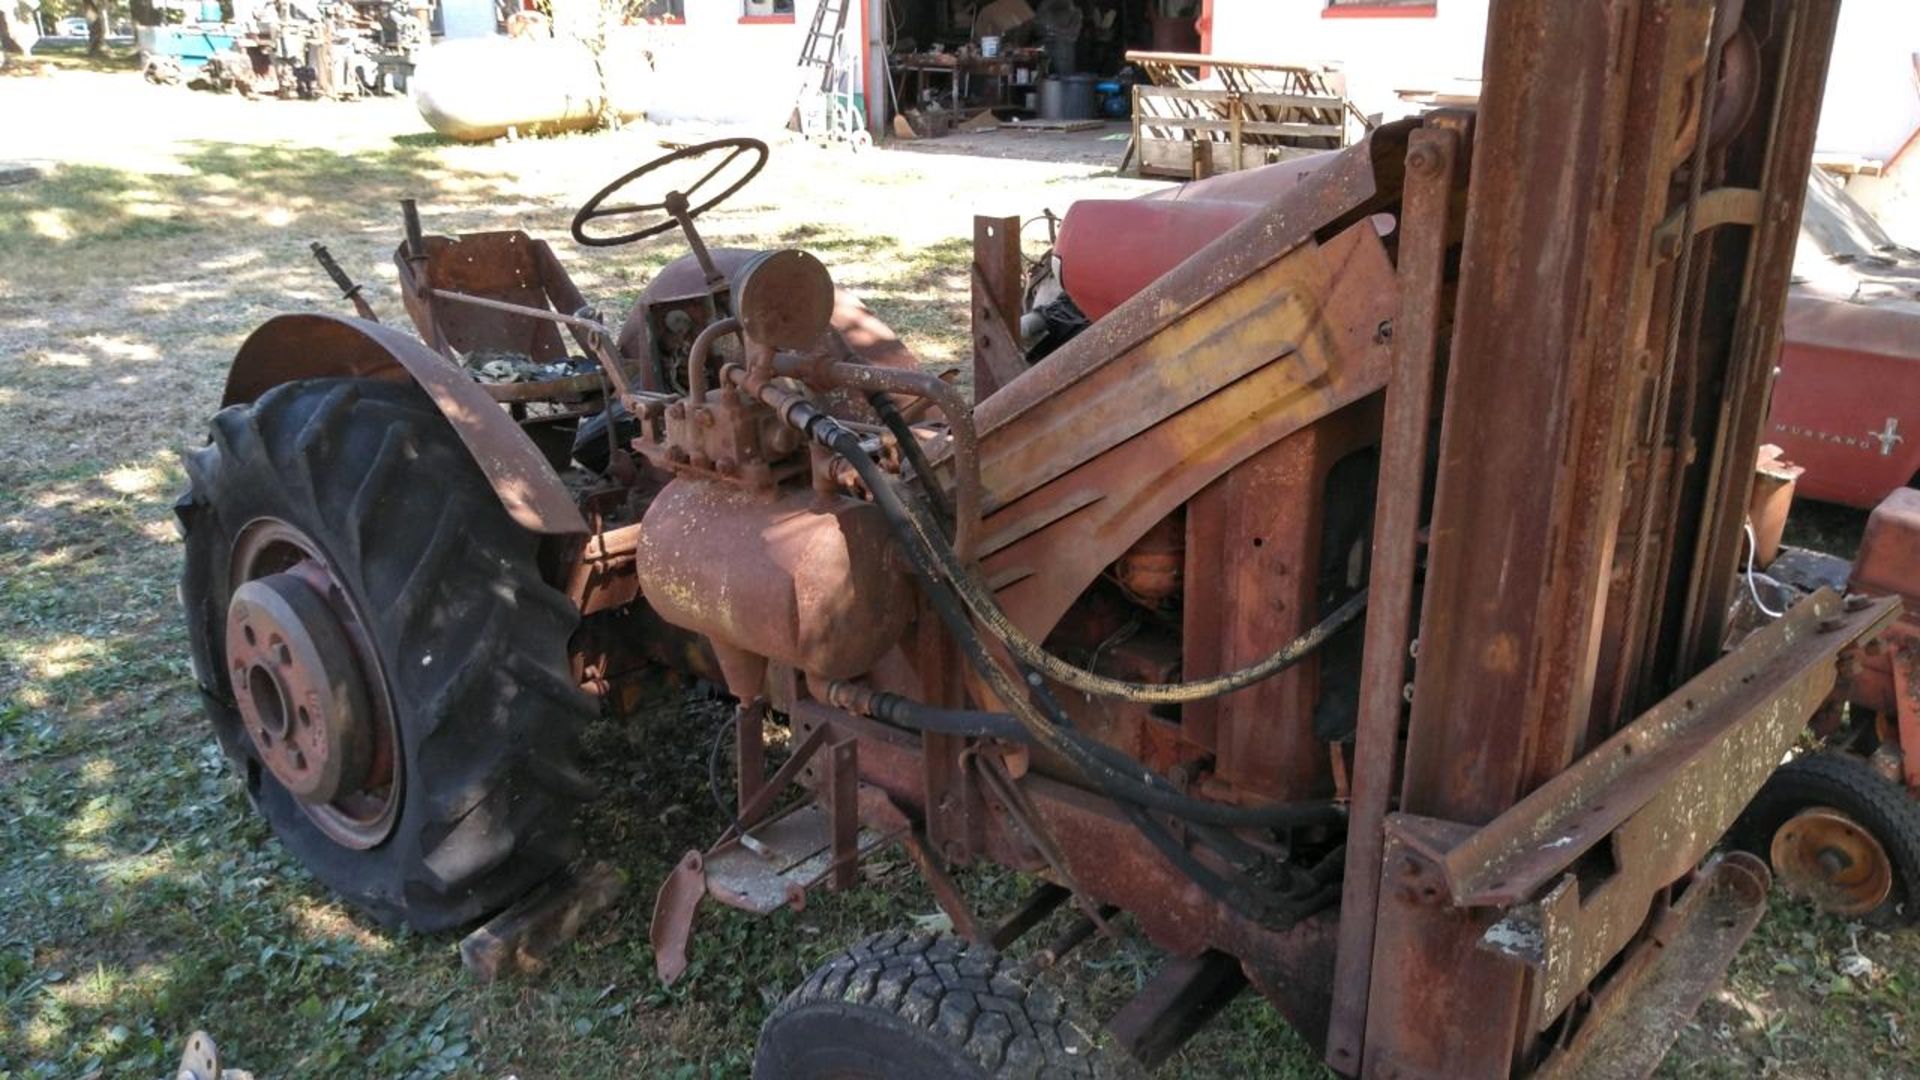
[
  {"x1": 754, "y1": 930, "x2": 1128, "y2": 1080},
  {"x1": 1731, "y1": 750, "x2": 1920, "y2": 925},
  {"x1": 177, "y1": 377, "x2": 596, "y2": 932}
]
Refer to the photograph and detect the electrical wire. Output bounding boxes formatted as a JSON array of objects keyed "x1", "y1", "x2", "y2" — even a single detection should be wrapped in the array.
[{"x1": 1744, "y1": 518, "x2": 1784, "y2": 619}]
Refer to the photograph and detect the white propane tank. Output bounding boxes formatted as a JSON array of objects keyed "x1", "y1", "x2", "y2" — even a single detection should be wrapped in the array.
[{"x1": 411, "y1": 38, "x2": 613, "y2": 142}]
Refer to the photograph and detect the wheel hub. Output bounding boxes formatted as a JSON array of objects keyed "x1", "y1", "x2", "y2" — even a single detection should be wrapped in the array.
[
  {"x1": 226, "y1": 571, "x2": 373, "y2": 806},
  {"x1": 1770, "y1": 806, "x2": 1894, "y2": 916}
]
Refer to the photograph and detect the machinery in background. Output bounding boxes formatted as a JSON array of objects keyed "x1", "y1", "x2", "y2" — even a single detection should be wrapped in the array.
[{"x1": 140, "y1": 0, "x2": 428, "y2": 99}]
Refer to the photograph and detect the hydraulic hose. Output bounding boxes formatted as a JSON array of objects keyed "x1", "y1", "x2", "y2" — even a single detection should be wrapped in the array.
[
  {"x1": 790, "y1": 406, "x2": 1344, "y2": 832},
  {"x1": 877, "y1": 457, "x2": 1370, "y2": 704},
  {"x1": 868, "y1": 392, "x2": 955, "y2": 532}
]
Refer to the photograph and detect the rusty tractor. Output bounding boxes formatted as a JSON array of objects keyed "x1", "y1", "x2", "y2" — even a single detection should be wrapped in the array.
[{"x1": 179, "y1": 0, "x2": 1893, "y2": 1075}]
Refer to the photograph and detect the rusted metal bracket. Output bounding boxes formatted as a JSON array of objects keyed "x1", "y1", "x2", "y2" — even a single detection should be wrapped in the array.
[
  {"x1": 1648, "y1": 186, "x2": 1763, "y2": 262},
  {"x1": 1533, "y1": 853, "x2": 1772, "y2": 1080},
  {"x1": 1438, "y1": 590, "x2": 1896, "y2": 910},
  {"x1": 989, "y1": 882, "x2": 1072, "y2": 950},
  {"x1": 1384, "y1": 590, "x2": 1896, "y2": 1034},
  {"x1": 1107, "y1": 950, "x2": 1249, "y2": 1071},
  {"x1": 651, "y1": 724, "x2": 932, "y2": 985},
  {"x1": 971, "y1": 215, "x2": 1026, "y2": 401},
  {"x1": 1892, "y1": 642, "x2": 1920, "y2": 796},
  {"x1": 460, "y1": 861, "x2": 628, "y2": 982},
  {"x1": 899, "y1": 824, "x2": 986, "y2": 943},
  {"x1": 972, "y1": 749, "x2": 1118, "y2": 938},
  {"x1": 1326, "y1": 116, "x2": 1466, "y2": 1072}
]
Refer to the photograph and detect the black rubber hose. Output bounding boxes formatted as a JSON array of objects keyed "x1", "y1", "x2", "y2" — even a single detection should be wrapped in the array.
[
  {"x1": 798, "y1": 409, "x2": 1344, "y2": 832},
  {"x1": 878, "y1": 455, "x2": 1369, "y2": 704},
  {"x1": 856, "y1": 687, "x2": 1305, "y2": 923},
  {"x1": 860, "y1": 690, "x2": 1029, "y2": 741},
  {"x1": 868, "y1": 393, "x2": 955, "y2": 533},
  {"x1": 844, "y1": 407, "x2": 1367, "y2": 703}
]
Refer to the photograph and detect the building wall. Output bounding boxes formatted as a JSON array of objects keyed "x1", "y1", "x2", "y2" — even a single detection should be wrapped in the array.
[
  {"x1": 1817, "y1": 0, "x2": 1920, "y2": 163},
  {"x1": 1203, "y1": 1, "x2": 1490, "y2": 126},
  {"x1": 1206, "y1": 0, "x2": 1920, "y2": 164},
  {"x1": 623, "y1": 0, "x2": 868, "y2": 129}
]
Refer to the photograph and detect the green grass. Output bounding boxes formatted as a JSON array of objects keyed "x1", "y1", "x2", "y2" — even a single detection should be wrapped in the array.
[{"x1": 3, "y1": 41, "x2": 141, "y2": 75}]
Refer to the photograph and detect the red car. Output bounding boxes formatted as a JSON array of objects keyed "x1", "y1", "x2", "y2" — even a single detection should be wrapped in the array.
[{"x1": 1769, "y1": 169, "x2": 1920, "y2": 509}]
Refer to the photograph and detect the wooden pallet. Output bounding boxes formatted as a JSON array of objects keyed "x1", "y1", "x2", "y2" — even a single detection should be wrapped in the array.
[{"x1": 1125, "y1": 50, "x2": 1374, "y2": 179}]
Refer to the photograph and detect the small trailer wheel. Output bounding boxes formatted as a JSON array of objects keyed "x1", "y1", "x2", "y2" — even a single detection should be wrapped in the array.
[
  {"x1": 754, "y1": 930, "x2": 1126, "y2": 1080},
  {"x1": 1732, "y1": 750, "x2": 1920, "y2": 924}
]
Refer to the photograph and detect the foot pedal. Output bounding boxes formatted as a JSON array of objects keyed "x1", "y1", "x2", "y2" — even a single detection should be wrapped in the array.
[{"x1": 705, "y1": 801, "x2": 893, "y2": 914}]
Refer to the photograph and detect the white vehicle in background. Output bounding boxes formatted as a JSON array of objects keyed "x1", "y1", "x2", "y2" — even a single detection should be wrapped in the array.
[{"x1": 55, "y1": 15, "x2": 87, "y2": 36}]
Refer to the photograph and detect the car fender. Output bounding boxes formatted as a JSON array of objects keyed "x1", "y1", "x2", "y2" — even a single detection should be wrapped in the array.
[{"x1": 222, "y1": 312, "x2": 586, "y2": 535}]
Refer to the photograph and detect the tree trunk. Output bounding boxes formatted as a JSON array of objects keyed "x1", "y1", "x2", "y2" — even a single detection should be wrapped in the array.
[{"x1": 84, "y1": 0, "x2": 105, "y2": 54}]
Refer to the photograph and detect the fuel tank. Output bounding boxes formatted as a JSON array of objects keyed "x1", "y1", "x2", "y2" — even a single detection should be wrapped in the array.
[
  {"x1": 633, "y1": 481, "x2": 914, "y2": 685},
  {"x1": 410, "y1": 38, "x2": 648, "y2": 142}
]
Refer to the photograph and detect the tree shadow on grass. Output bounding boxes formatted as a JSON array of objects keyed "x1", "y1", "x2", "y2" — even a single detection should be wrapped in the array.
[{"x1": 0, "y1": 138, "x2": 522, "y2": 273}]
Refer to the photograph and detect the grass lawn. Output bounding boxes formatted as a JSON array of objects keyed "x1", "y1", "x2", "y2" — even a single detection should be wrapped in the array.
[{"x1": 2, "y1": 67, "x2": 1918, "y2": 1080}]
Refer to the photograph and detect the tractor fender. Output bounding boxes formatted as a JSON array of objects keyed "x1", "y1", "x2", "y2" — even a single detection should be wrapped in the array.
[{"x1": 222, "y1": 312, "x2": 587, "y2": 536}]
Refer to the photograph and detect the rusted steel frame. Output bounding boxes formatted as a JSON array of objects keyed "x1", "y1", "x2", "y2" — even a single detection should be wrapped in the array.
[
  {"x1": 1604, "y1": 3, "x2": 1738, "y2": 730},
  {"x1": 1400, "y1": 0, "x2": 1722, "y2": 825},
  {"x1": 1678, "y1": 0, "x2": 1844, "y2": 672},
  {"x1": 806, "y1": 705, "x2": 1342, "y2": 1043},
  {"x1": 1402, "y1": 592, "x2": 1894, "y2": 1039},
  {"x1": 972, "y1": 215, "x2": 1027, "y2": 401},
  {"x1": 1107, "y1": 950, "x2": 1249, "y2": 1071},
  {"x1": 1594, "y1": 246, "x2": 1715, "y2": 730},
  {"x1": 898, "y1": 825, "x2": 985, "y2": 943},
  {"x1": 429, "y1": 286, "x2": 635, "y2": 397},
  {"x1": 1367, "y1": 2, "x2": 1717, "y2": 1071},
  {"x1": 1532, "y1": 853, "x2": 1771, "y2": 1080},
  {"x1": 1441, "y1": 588, "x2": 1894, "y2": 904},
  {"x1": 1183, "y1": 411, "x2": 1380, "y2": 804},
  {"x1": 968, "y1": 119, "x2": 1411, "y2": 441},
  {"x1": 826, "y1": 737, "x2": 860, "y2": 890},
  {"x1": 972, "y1": 223, "x2": 1396, "y2": 646},
  {"x1": 989, "y1": 882, "x2": 1071, "y2": 949},
  {"x1": 220, "y1": 313, "x2": 588, "y2": 536},
  {"x1": 722, "y1": 725, "x2": 830, "y2": 842},
  {"x1": 1323, "y1": 121, "x2": 1461, "y2": 1075},
  {"x1": 736, "y1": 701, "x2": 767, "y2": 812},
  {"x1": 970, "y1": 749, "x2": 1117, "y2": 937}
]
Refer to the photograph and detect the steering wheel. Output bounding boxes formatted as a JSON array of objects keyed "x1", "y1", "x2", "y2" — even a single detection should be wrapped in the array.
[{"x1": 571, "y1": 137, "x2": 769, "y2": 248}]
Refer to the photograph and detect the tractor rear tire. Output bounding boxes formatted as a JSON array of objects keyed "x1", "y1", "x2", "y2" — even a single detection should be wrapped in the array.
[
  {"x1": 754, "y1": 930, "x2": 1127, "y2": 1080},
  {"x1": 177, "y1": 377, "x2": 595, "y2": 932},
  {"x1": 1732, "y1": 750, "x2": 1920, "y2": 925}
]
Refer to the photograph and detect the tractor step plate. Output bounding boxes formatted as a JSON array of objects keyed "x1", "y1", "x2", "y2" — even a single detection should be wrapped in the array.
[{"x1": 704, "y1": 802, "x2": 890, "y2": 915}]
